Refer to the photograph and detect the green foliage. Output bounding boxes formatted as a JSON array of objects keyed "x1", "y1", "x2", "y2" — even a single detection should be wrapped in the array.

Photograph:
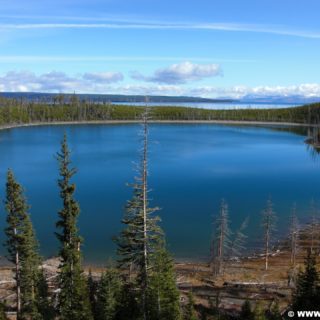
[
  {"x1": 96, "y1": 269, "x2": 122, "y2": 320},
  {"x1": 4, "y1": 169, "x2": 29, "y2": 264},
  {"x1": 239, "y1": 300, "x2": 254, "y2": 320},
  {"x1": 88, "y1": 270, "x2": 98, "y2": 319},
  {"x1": 115, "y1": 283, "x2": 140, "y2": 320},
  {"x1": 4, "y1": 170, "x2": 51, "y2": 320},
  {"x1": 55, "y1": 134, "x2": 93, "y2": 320},
  {"x1": 253, "y1": 302, "x2": 267, "y2": 320},
  {"x1": 0, "y1": 95, "x2": 319, "y2": 127},
  {"x1": 185, "y1": 292, "x2": 198, "y2": 320},
  {"x1": 148, "y1": 248, "x2": 181, "y2": 320},
  {"x1": 115, "y1": 110, "x2": 163, "y2": 319},
  {"x1": 292, "y1": 250, "x2": 320, "y2": 311}
]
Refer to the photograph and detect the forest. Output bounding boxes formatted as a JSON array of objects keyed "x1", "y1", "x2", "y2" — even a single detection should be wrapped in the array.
[{"x1": 0, "y1": 95, "x2": 320, "y2": 126}]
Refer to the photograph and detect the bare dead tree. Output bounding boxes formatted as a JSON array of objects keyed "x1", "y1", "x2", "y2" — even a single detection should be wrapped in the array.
[
  {"x1": 308, "y1": 199, "x2": 319, "y2": 253},
  {"x1": 211, "y1": 199, "x2": 231, "y2": 276},
  {"x1": 289, "y1": 203, "x2": 299, "y2": 267},
  {"x1": 230, "y1": 216, "x2": 249, "y2": 258},
  {"x1": 261, "y1": 198, "x2": 277, "y2": 271}
]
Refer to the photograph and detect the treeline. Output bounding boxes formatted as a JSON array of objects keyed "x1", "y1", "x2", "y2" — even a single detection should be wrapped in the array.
[{"x1": 0, "y1": 95, "x2": 320, "y2": 125}]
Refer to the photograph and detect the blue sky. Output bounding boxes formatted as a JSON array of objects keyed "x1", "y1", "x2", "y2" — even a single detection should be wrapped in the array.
[{"x1": 0, "y1": 0, "x2": 320, "y2": 98}]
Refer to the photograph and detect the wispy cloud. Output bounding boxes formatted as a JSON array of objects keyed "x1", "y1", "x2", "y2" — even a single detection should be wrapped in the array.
[
  {"x1": 0, "y1": 55, "x2": 255, "y2": 63},
  {"x1": 0, "y1": 20, "x2": 319, "y2": 39},
  {"x1": 131, "y1": 62, "x2": 222, "y2": 84}
]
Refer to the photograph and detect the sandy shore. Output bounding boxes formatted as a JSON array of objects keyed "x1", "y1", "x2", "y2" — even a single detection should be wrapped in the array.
[{"x1": 0, "y1": 119, "x2": 318, "y2": 132}]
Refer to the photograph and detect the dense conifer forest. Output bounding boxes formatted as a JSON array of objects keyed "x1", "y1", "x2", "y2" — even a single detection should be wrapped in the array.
[{"x1": 0, "y1": 95, "x2": 320, "y2": 126}]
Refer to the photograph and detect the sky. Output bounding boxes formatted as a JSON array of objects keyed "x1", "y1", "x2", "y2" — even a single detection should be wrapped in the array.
[{"x1": 0, "y1": 0, "x2": 320, "y2": 99}]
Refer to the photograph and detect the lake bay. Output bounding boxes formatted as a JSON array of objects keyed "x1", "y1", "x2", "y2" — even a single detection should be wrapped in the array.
[{"x1": 0, "y1": 123, "x2": 319, "y2": 264}]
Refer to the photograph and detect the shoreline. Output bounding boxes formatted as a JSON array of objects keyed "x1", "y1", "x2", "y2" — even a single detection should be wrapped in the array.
[{"x1": 0, "y1": 119, "x2": 318, "y2": 132}]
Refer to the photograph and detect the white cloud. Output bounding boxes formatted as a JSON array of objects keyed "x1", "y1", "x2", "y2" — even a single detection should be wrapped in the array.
[
  {"x1": 131, "y1": 62, "x2": 222, "y2": 84},
  {"x1": 0, "y1": 70, "x2": 124, "y2": 93},
  {"x1": 83, "y1": 72, "x2": 123, "y2": 83},
  {"x1": 0, "y1": 70, "x2": 320, "y2": 99},
  {"x1": 0, "y1": 20, "x2": 319, "y2": 39},
  {"x1": 189, "y1": 84, "x2": 320, "y2": 99}
]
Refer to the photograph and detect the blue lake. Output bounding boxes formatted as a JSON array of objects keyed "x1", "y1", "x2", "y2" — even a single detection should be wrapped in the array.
[{"x1": 0, "y1": 124, "x2": 319, "y2": 264}]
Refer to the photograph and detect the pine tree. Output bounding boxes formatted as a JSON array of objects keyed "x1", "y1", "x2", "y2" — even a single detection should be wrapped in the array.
[
  {"x1": 148, "y1": 248, "x2": 181, "y2": 320},
  {"x1": 239, "y1": 300, "x2": 254, "y2": 320},
  {"x1": 184, "y1": 292, "x2": 197, "y2": 320},
  {"x1": 261, "y1": 198, "x2": 277, "y2": 271},
  {"x1": 19, "y1": 214, "x2": 46, "y2": 320},
  {"x1": 88, "y1": 270, "x2": 98, "y2": 319},
  {"x1": 292, "y1": 249, "x2": 320, "y2": 311},
  {"x1": 115, "y1": 109, "x2": 162, "y2": 319},
  {"x1": 96, "y1": 269, "x2": 122, "y2": 320},
  {"x1": 55, "y1": 134, "x2": 93, "y2": 320},
  {"x1": 116, "y1": 283, "x2": 140, "y2": 320},
  {"x1": 4, "y1": 170, "x2": 49, "y2": 320}
]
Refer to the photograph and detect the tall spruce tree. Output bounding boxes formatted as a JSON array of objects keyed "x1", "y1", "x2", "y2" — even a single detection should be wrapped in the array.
[
  {"x1": 4, "y1": 170, "x2": 49, "y2": 320},
  {"x1": 116, "y1": 109, "x2": 163, "y2": 320},
  {"x1": 292, "y1": 250, "x2": 320, "y2": 311},
  {"x1": 184, "y1": 292, "x2": 197, "y2": 320},
  {"x1": 55, "y1": 134, "x2": 93, "y2": 320},
  {"x1": 96, "y1": 269, "x2": 122, "y2": 320},
  {"x1": 148, "y1": 247, "x2": 181, "y2": 320}
]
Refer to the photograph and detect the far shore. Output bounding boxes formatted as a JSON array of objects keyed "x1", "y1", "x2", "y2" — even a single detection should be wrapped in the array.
[{"x1": 0, "y1": 119, "x2": 319, "y2": 132}]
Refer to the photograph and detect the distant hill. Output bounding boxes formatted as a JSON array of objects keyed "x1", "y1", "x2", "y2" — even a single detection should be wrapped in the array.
[{"x1": 0, "y1": 92, "x2": 234, "y2": 104}]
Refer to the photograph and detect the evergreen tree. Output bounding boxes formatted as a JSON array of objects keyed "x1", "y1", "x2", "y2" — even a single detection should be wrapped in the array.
[
  {"x1": 4, "y1": 170, "x2": 49, "y2": 320},
  {"x1": 115, "y1": 283, "x2": 140, "y2": 320},
  {"x1": 148, "y1": 248, "x2": 181, "y2": 320},
  {"x1": 96, "y1": 269, "x2": 122, "y2": 320},
  {"x1": 292, "y1": 249, "x2": 320, "y2": 311},
  {"x1": 115, "y1": 109, "x2": 162, "y2": 319},
  {"x1": 88, "y1": 270, "x2": 98, "y2": 319},
  {"x1": 184, "y1": 292, "x2": 197, "y2": 320},
  {"x1": 55, "y1": 134, "x2": 93, "y2": 320},
  {"x1": 239, "y1": 300, "x2": 254, "y2": 320}
]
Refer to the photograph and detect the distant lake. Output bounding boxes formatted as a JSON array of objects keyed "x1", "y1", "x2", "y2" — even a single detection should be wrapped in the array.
[
  {"x1": 114, "y1": 101, "x2": 299, "y2": 109},
  {"x1": 0, "y1": 124, "x2": 319, "y2": 264}
]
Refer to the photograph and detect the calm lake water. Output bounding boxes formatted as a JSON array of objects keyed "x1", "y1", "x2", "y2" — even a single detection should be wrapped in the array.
[{"x1": 0, "y1": 124, "x2": 319, "y2": 264}]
